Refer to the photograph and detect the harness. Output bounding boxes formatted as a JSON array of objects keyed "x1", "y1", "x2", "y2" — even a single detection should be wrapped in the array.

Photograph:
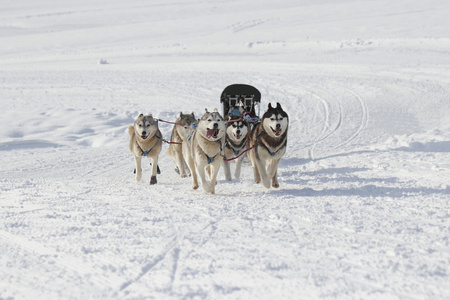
[
  {"x1": 225, "y1": 137, "x2": 247, "y2": 156},
  {"x1": 139, "y1": 134, "x2": 162, "y2": 156},
  {"x1": 260, "y1": 140, "x2": 286, "y2": 156},
  {"x1": 186, "y1": 124, "x2": 197, "y2": 141},
  {"x1": 204, "y1": 139, "x2": 222, "y2": 164},
  {"x1": 255, "y1": 131, "x2": 286, "y2": 157}
]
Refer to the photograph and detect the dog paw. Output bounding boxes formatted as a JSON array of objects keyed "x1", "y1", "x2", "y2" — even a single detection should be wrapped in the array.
[
  {"x1": 181, "y1": 174, "x2": 187, "y2": 178},
  {"x1": 263, "y1": 180, "x2": 271, "y2": 189},
  {"x1": 272, "y1": 182, "x2": 280, "y2": 188},
  {"x1": 150, "y1": 176, "x2": 157, "y2": 185},
  {"x1": 193, "y1": 185, "x2": 199, "y2": 190},
  {"x1": 202, "y1": 185, "x2": 211, "y2": 193}
]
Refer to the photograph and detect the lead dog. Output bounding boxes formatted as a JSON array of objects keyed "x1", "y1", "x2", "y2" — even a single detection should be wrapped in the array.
[
  {"x1": 167, "y1": 112, "x2": 197, "y2": 178},
  {"x1": 183, "y1": 108, "x2": 225, "y2": 194},
  {"x1": 247, "y1": 103, "x2": 289, "y2": 188},
  {"x1": 223, "y1": 115, "x2": 249, "y2": 181},
  {"x1": 128, "y1": 114, "x2": 162, "y2": 185}
]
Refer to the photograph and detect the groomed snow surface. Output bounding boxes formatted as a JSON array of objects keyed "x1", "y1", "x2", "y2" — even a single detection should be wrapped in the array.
[{"x1": 1, "y1": 0, "x2": 449, "y2": 299}]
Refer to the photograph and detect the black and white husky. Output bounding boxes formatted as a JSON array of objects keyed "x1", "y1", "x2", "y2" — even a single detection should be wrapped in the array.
[
  {"x1": 223, "y1": 115, "x2": 249, "y2": 181},
  {"x1": 247, "y1": 103, "x2": 289, "y2": 188},
  {"x1": 183, "y1": 109, "x2": 226, "y2": 194}
]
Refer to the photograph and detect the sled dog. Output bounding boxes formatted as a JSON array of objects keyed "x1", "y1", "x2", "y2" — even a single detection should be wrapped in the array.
[
  {"x1": 184, "y1": 108, "x2": 225, "y2": 194},
  {"x1": 223, "y1": 115, "x2": 250, "y2": 181},
  {"x1": 247, "y1": 102, "x2": 289, "y2": 188},
  {"x1": 167, "y1": 112, "x2": 197, "y2": 178},
  {"x1": 128, "y1": 114, "x2": 162, "y2": 185}
]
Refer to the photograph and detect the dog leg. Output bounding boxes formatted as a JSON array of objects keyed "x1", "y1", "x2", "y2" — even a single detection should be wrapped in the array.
[
  {"x1": 268, "y1": 159, "x2": 280, "y2": 180},
  {"x1": 186, "y1": 156, "x2": 198, "y2": 189},
  {"x1": 150, "y1": 156, "x2": 159, "y2": 185},
  {"x1": 223, "y1": 160, "x2": 232, "y2": 181},
  {"x1": 197, "y1": 164, "x2": 211, "y2": 193},
  {"x1": 271, "y1": 170, "x2": 279, "y2": 188},
  {"x1": 175, "y1": 151, "x2": 187, "y2": 178},
  {"x1": 248, "y1": 149, "x2": 261, "y2": 184},
  {"x1": 209, "y1": 162, "x2": 221, "y2": 194},
  {"x1": 255, "y1": 158, "x2": 270, "y2": 188},
  {"x1": 134, "y1": 155, "x2": 142, "y2": 182},
  {"x1": 234, "y1": 156, "x2": 244, "y2": 179},
  {"x1": 268, "y1": 158, "x2": 281, "y2": 188}
]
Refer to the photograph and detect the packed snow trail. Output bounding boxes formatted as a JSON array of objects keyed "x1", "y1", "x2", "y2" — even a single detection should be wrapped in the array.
[{"x1": 1, "y1": 0, "x2": 450, "y2": 299}]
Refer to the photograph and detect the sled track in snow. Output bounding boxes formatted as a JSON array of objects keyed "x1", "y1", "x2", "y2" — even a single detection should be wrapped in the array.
[{"x1": 294, "y1": 82, "x2": 369, "y2": 160}]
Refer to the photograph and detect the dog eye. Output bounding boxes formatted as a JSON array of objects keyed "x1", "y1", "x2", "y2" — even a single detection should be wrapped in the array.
[
  {"x1": 279, "y1": 118, "x2": 283, "y2": 121},
  {"x1": 270, "y1": 118, "x2": 275, "y2": 121}
]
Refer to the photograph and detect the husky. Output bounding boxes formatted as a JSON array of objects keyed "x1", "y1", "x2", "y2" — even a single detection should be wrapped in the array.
[
  {"x1": 128, "y1": 114, "x2": 162, "y2": 185},
  {"x1": 223, "y1": 115, "x2": 250, "y2": 181},
  {"x1": 166, "y1": 112, "x2": 197, "y2": 178},
  {"x1": 183, "y1": 108, "x2": 226, "y2": 194},
  {"x1": 247, "y1": 102, "x2": 289, "y2": 188}
]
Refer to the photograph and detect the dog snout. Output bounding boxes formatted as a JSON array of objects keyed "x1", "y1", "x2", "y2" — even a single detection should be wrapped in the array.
[
  {"x1": 142, "y1": 131, "x2": 147, "y2": 136},
  {"x1": 236, "y1": 129, "x2": 241, "y2": 135},
  {"x1": 213, "y1": 123, "x2": 218, "y2": 129},
  {"x1": 276, "y1": 124, "x2": 281, "y2": 130}
]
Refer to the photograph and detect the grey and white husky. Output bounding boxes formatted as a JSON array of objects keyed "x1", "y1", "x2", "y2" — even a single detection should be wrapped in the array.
[
  {"x1": 247, "y1": 103, "x2": 289, "y2": 188},
  {"x1": 183, "y1": 108, "x2": 226, "y2": 194},
  {"x1": 128, "y1": 114, "x2": 162, "y2": 185},
  {"x1": 223, "y1": 115, "x2": 249, "y2": 181},
  {"x1": 167, "y1": 112, "x2": 197, "y2": 178}
]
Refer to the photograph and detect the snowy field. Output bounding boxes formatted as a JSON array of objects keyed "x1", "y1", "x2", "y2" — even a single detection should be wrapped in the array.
[{"x1": 1, "y1": 0, "x2": 450, "y2": 299}]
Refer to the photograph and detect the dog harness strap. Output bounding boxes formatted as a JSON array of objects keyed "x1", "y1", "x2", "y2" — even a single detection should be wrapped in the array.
[
  {"x1": 205, "y1": 153, "x2": 217, "y2": 164},
  {"x1": 141, "y1": 146, "x2": 153, "y2": 156},
  {"x1": 187, "y1": 124, "x2": 197, "y2": 141},
  {"x1": 261, "y1": 139, "x2": 286, "y2": 156}
]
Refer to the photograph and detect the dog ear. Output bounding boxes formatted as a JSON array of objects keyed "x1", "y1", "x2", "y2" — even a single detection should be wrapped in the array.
[
  {"x1": 179, "y1": 112, "x2": 183, "y2": 117},
  {"x1": 268, "y1": 103, "x2": 273, "y2": 110},
  {"x1": 214, "y1": 108, "x2": 219, "y2": 113},
  {"x1": 191, "y1": 112, "x2": 195, "y2": 117},
  {"x1": 149, "y1": 114, "x2": 153, "y2": 118},
  {"x1": 205, "y1": 108, "x2": 209, "y2": 113},
  {"x1": 276, "y1": 102, "x2": 281, "y2": 109}
]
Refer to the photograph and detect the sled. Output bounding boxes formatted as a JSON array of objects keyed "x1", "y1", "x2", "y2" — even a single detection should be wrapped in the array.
[{"x1": 220, "y1": 84, "x2": 261, "y2": 119}]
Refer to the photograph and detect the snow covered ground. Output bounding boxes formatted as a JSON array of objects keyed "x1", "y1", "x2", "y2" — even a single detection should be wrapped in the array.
[{"x1": 1, "y1": 0, "x2": 449, "y2": 299}]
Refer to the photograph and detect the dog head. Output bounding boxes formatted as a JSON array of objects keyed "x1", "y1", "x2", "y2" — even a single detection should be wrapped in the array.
[
  {"x1": 134, "y1": 114, "x2": 158, "y2": 140},
  {"x1": 198, "y1": 108, "x2": 225, "y2": 141},
  {"x1": 262, "y1": 102, "x2": 289, "y2": 138},
  {"x1": 225, "y1": 115, "x2": 249, "y2": 142},
  {"x1": 175, "y1": 112, "x2": 196, "y2": 140}
]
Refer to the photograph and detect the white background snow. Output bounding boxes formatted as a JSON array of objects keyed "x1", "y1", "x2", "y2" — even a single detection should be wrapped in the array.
[{"x1": 1, "y1": 0, "x2": 449, "y2": 299}]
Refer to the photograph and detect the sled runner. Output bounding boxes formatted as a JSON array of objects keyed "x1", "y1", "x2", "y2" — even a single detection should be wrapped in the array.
[{"x1": 220, "y1": 84, "x2": 261, "y2": 119}]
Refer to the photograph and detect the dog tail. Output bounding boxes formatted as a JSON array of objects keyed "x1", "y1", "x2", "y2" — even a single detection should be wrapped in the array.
[{"x1": 128, "y1": 125, "x2": 134, "y2": 137}]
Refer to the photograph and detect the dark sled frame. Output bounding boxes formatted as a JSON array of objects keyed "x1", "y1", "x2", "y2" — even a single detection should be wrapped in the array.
[{"x1": 220, "y1": 84, "x2": 261, "y2": 118}]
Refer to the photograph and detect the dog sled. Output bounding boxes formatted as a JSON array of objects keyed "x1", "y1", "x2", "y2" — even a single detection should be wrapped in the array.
[{"x1": 220, "y1": 84, "x2": 261, "y2": 120}]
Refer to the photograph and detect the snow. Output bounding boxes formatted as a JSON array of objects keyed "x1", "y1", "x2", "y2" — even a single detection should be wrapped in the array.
[{"x1": 1, "y1": 0, "x2": 449, "y2": 299}]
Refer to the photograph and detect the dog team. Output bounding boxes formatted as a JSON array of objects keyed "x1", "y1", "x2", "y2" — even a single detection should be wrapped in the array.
[{"x1": 128, "y1": 102, "x2": 289, "y2": 194}]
